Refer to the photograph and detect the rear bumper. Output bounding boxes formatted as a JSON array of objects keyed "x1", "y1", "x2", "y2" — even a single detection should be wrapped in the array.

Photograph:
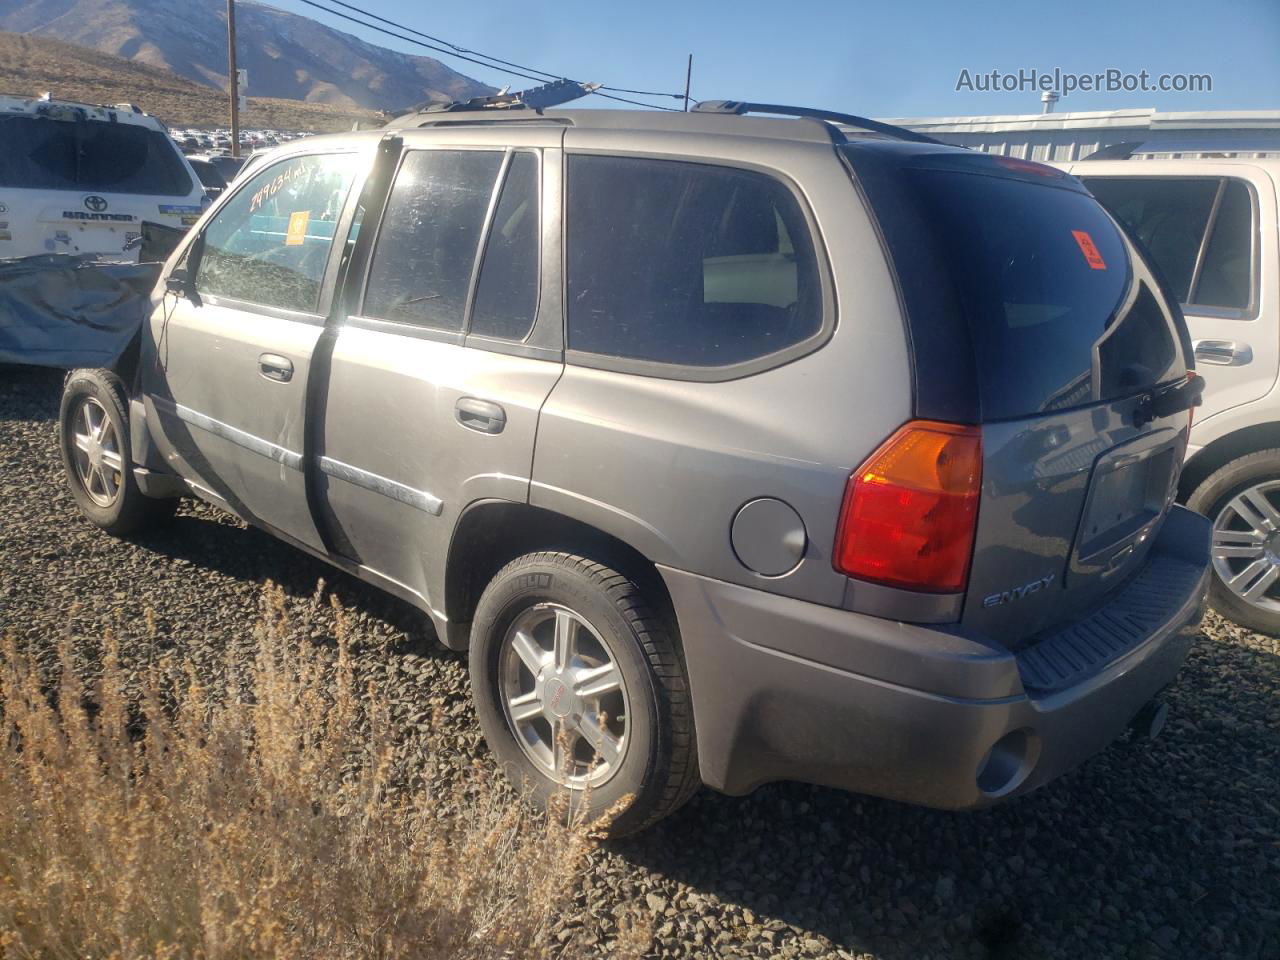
[{"x1": 660, "y1": 505, "x2": 1210, "y2": 808}]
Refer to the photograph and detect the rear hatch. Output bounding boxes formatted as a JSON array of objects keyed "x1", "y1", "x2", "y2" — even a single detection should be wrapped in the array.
[
  {"x1": 843, "y1": 145, "x2": 1195, "y2": 647},
  {"x1": 0, "y1": 111, "x2": 202, "y2": 260}
]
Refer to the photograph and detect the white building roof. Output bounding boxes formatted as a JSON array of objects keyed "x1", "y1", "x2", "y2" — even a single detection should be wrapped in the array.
[
  {"x1": 878, "y1": 107, "x2": 1280, "y2": 135},
  {"x1": 875, "y1": 108, "x2": 1280, "y2": 162}
]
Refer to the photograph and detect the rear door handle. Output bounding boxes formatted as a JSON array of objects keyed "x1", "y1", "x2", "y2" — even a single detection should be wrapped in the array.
[
  {"x1": 455, "y1": 397, "x2": 506, "y2": 434},
  {"x1": 258, "y1": 353, "x2": 294, "y2": 382},
  {"x1": 1193, "y1": 339, "x2": 1252, "y2": 366}
]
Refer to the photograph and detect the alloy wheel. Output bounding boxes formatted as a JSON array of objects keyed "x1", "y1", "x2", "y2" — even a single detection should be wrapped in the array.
[
  {"x1": 498, "y1": 602, "x2": 630, "y2": 787},
  {"x1": 70, "y1": 397, "x2": 124, "y2": 508},
  {"x1": 1211, "y1": 480, "x2": 1280, "y2": 613}
]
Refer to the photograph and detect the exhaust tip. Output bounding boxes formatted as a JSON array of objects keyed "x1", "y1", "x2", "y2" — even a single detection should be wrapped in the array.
[
  {"x1": 976, "y1": 728, "x2": 1039, "y2": 798},
  {"x1": 1129, "y1": 700, "x2": 1169, "y2": 741}
]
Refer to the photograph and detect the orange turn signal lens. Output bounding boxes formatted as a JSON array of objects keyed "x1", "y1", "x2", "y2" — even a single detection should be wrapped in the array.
[{"x1": 834, "y1": 421, "x2": 983, "y2": 594}]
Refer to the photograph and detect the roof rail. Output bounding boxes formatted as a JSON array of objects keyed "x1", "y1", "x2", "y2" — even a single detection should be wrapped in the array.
[
  {"x1": 422, "y1": 78, "x2": 601, "y2": 115},
  {"x1": 692, "y1": 100, "x2": 945, "y2": 145}
]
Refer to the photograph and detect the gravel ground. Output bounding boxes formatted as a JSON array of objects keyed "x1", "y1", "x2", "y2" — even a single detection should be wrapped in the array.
[{"x1": 2, "y1": 363, "x2": 1278, "y2": 960}]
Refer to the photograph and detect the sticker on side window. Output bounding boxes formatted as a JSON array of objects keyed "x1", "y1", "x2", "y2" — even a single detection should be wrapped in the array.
[
  {"x1": 1071, "y1": 229, "x2": 1107, "y2": 270},
  {"x1": 285, "y1": 211, "x2": 310, "y2": 246}
]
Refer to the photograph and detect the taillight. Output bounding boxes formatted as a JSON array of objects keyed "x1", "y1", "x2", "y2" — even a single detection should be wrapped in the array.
[
  {"x1": 834, "y1": 420, "x2": 983, "y2": 593},
  {"x1": 992, "y1": 156, "x2": 1065, "y2": 178}
]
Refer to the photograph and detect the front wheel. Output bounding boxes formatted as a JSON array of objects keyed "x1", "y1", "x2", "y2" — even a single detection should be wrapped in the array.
[
  {"x1": 469, "y1": 552, "x2": 699, "y2": 836},
  {"x1": 58, "y1": 369, "x2": 176, "y2": 537}
]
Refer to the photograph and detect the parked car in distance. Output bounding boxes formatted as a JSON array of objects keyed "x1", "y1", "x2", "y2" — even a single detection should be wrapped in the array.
[
  {"x1": 1066, "y1": 157, "x2": 1280, "y2": 633},
  {"x1": 58, "y1": 102, "x2": 1210, "y2": 835},
  {"x1": 205, "y1": 154, "x2": 248, "y2": 182},
  {"x1": 0, "y1": 94, "x2": 207, "y2": 260},
  {"x1": 185, "y1": 156, "x2": 229, "y2": 201}
]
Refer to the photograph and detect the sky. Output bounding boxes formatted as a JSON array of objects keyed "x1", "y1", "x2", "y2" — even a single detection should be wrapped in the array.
[{"x1": 267, "y1": 0, "x2": 1280, "y2": 117}]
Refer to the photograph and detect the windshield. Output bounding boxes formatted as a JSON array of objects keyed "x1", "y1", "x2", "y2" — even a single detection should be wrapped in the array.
[{"x1": 0, "y1": 115, "x2": 194, "y2": 196}]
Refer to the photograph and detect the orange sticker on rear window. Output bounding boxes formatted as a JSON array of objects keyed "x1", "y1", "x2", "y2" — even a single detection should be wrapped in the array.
[
  {"x1": 1071, "y1": 229, "x2": 1106, "y2": 270},
  {"x1": 285, "y1": 210, "x2": 310, "y2": 246}
]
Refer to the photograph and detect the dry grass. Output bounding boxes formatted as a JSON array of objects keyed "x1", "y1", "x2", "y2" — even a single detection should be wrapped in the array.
[
  {"x1": 0, "y1": 584, "x2": 647, "y2": 959},
  {"x1": 0, "y1": 31, "x2": 382, "y2": 132}
]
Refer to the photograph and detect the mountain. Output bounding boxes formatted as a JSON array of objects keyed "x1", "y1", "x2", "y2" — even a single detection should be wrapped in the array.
[
  {"x1": 0, "y1": 0, "x2": 494, "y2": 112},
  {"x1": 0, "y1": 30, "x2": 383, "y2": 130}
]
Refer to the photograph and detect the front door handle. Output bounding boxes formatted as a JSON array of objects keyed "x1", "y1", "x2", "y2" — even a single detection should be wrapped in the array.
[
  {"x1": 455, "y1": 397, "x2": 506, "y2": 434},
  {"x1": 1193, "y1": 339, "x2": 1252, "y2": 367},
  {"x1": 258, "y1": 353, "x2": 294, "y2": 382}
]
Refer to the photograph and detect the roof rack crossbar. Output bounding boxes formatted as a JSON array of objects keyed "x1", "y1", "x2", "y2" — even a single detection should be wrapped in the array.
[
  {"x1": 424, "y1": 78, "x2": 601, "y2": 115},
  {"x1": 1081, "y1": 141, "x2": 1143, "y2": 161},
  {"x1": 692, "y1": 101, "x2": 944, "y2": 145}
]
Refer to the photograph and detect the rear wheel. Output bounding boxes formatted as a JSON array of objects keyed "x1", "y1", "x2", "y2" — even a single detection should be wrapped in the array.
[
  {"x1": 58, "y1": 369, "x2": 176, "y2": 537},
  {"x1": 469, "y1": 552, "x2": 699, "y2": 836},
  {"x1": 1188, "y1": 449, "x2": 1280, "y2": 635}
]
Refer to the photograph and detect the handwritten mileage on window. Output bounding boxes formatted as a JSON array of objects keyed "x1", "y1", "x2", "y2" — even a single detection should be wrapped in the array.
[{"x1": 248, "y1": 160, "x2": 310, "y2": 214}]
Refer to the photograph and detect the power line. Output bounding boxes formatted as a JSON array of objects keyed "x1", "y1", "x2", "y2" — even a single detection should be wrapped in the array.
[
  {"x1": 589, "y1": 92, "x2": 684, "y2": 111},
  {"x1": 320, "y1": 0, "x2": 684, "y2": 100},
  {"x1": 292, "y1": 0, "x2": 685, "y2": 111}
]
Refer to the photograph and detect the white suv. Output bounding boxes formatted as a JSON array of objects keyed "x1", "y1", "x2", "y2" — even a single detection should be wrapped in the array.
[
  {"x1": 0, "y1": 95, "x2": 207, "y2": 261},
  {"x1": 1065, "y1": 157, "x2": 1280, "y2": 632}
]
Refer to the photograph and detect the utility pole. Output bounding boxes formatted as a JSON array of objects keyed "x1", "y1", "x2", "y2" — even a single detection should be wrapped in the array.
[
  {"x1": 227, "y1": 0, "x2": 240, "y2": 157},
  {"x1": 683, "y1": 54, "x2": 693, "y2": 112}
]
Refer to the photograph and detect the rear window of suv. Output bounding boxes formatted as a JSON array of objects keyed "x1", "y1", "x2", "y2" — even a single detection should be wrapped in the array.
[
  {"x1": 845, "y1": 149, "x2": 1187, "y2": 420},
  {"x1": 0, "y1": 115, "x2": 193, "y2": 196}
]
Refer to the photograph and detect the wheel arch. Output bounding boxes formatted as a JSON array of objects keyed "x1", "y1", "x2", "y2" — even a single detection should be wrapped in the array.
[
  {"x1": 78, "y1": 330, "x2": 145, "y2": 395},
  {"x1": 1180, "y1": 421, "x2": 1280, "y2": 502},
  {"x1": 443, "y1": 500, "x2": 679, "y2": 651}
]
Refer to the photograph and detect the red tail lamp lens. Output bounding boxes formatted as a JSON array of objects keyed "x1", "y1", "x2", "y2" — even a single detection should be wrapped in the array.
[
  {"x1": 992, "y1": 156, "x2": 1065, "y2": 178},
  {"x1": 834, "y1": 421, "x2": 983, "y2": 593}
]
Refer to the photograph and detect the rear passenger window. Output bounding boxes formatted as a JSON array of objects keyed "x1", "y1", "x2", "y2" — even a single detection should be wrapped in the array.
[
  {"x1": 1082, "y1": 177, "x2": 1218, "y2": 302},
  {"x1": 362, "y1": 150, "x2": 502, "y2": 331},
  {"x1": 470, "y1": 152, "x2": 540, "y2": 341},
  {"x1": 1196, "y1": 180, "x2": 1252, "y2": 309},
  {"x1": 1083, "y1": 176, "x2": 1256, "y2": 312},
  {"x1": 196, "y1": 153, "x2": 357, "y2": 313},
  {"x1": 566, "y1": 156, "x2": 823, "y2": 368}
]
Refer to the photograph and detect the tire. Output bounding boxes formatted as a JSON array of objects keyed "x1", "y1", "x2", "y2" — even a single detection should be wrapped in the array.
[
  {"x1": 469, "y1": 552, "x2": 699, "y2": 836},
  {"x1": 58, "y1": 368, "x2": 176, "y2": 537},
  {"x1": 1187, "y1": 448, "x2": 1280, "y2": 635}
]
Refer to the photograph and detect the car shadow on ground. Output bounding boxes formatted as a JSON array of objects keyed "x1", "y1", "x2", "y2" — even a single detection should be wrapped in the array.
[
  {"x1": 129, "y1": 510, "x2": 447, "y2": 659},
  {"x1": 1, "y1": 364, "x2": 64, "y2": 418}
]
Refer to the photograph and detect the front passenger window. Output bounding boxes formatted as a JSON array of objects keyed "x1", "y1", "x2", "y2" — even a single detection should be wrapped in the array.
[{"x1": 196, "y1": 153, "x2": 358, "y2": 313}]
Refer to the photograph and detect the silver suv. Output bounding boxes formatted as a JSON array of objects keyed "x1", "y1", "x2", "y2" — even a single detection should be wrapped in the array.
[{"x1": 58, "y1": 100, "x2": 1211, "y2": 834}]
